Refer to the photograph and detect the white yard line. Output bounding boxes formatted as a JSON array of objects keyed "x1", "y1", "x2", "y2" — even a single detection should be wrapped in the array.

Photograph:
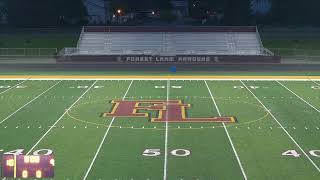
[
  {"x1": 26, "y1": 80, "x2": 98, "y2": 155},
  {"x1": 276, "y1": 81, "x2": 320, "y2": 113},
  {"x1": 0, "y1": 79, "x2": 29, "y2": 95},
  {"x1": 311, "y1": 80, "x2": 320, "y2": 86},
  {"x1": 204, "y1": 80, "x2": 248, "y2": 180},
  {"x1": 240, "y1": 80, "x2": 320, "y2": 173},
  {"x1": 0, "y1": 80, "x2": 62, "y2": 125},
  {"x1": 83, "y1": 80, "x2": 133, "y2": 180},
  {"x1": 163, "y1": 80, "x2": 170, "y2": 180}
]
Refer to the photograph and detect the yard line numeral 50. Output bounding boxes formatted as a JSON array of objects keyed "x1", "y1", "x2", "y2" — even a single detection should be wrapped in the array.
[
  {"x1": 282, "y1": 150, "x2": 320, "y2": 158},
  {"x1": 143, "y1": 149, "x2": 191, "y2": 157}
]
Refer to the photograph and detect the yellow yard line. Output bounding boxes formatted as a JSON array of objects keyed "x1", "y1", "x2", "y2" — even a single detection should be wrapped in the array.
[{"x1": 0, "y1": 75, "x2": 320, "y2": 80}]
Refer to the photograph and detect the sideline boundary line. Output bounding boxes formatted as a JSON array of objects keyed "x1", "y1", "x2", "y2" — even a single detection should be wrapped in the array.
[
  {"x1": 0, "y1": 75, "x2": 320, "y2": 81},
  {"x1": 0, "y1": 80, "x2": 62, "y2": 125},
  {"x1": 241, "y1": 80, "x2": 320, "y2": 173},
  {"x1": 205, "y1": 80, "x2": 247, "y2": 180},
  {"x1": 26, "y1": 80, "x2": 98, "y2": 155},
  {"x1": 276, "y1": 81, "x2": 320, "y2": 113},
  {"x1": 83, "y1": 80, "x2": 133, "y2": 180}
]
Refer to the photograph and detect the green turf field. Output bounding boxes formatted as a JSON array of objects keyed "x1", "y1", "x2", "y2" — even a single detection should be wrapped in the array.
[{"x1": 0, "y1": 79, "x2": 320, "y2": 180}]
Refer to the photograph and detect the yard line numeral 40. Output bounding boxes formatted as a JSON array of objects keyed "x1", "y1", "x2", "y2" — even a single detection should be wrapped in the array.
[
  {"x1": 143, "y1": 149, "x2": 191, "y2": 157},
  {"x1": 2, "y1": 149, "x2": 53, "y2": 156},
  {"x1": 282, "y1": 150, "x2": 320, "y2": 158}
]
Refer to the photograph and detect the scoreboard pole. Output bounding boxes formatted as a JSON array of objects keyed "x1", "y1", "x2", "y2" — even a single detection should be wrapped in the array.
[{"x1": 13, "y1": 155, "x2": 16, "y2": 178}]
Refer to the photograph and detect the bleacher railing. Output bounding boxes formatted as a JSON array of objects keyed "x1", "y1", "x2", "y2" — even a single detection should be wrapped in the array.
[
  {"x1": 0, "y1": 48, "x2": 58, "y2": 57},
  {"x1": 255, "y1": 27, "x2": 265, "y2": 55},
  {"x1": 77, "y1": 26, "x2": 85, "y2": 48},
  {"x1": 262, "y1": 48, "x2": 274, "y2": 56}
]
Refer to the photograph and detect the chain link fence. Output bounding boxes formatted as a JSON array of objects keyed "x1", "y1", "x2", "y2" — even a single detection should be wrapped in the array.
[{"x1": 0, "y1": 48, "x2": 58, "y2": 57}]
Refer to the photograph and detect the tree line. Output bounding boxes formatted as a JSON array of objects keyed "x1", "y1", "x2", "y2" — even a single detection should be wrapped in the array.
[
  {"x1": 7, "y1": 0, "x2": 87, "y2": 26},
  {"x1": 4, "y1": 0, "x2": 320, "y2": 27},
  {"x1": 269, "y1": 0, "x2": 320, "y2": 26},
  {"x1": 190, "y1": 0, "x2": 320, "y2": 26}
]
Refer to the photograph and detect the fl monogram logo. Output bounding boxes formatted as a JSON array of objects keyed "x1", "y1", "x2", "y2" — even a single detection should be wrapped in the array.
[{"x1": 103, "y1": 100, "x2": 236, "y2": 123}]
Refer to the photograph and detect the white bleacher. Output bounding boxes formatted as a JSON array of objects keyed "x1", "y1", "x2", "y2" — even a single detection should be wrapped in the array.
[{"x1": 77, "y1": 31, "x2": 263, "y2": 55}]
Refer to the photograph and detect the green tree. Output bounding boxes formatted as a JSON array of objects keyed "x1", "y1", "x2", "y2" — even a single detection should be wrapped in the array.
[
  {"x1": 189, "y1": 0, "x2": 226, "y2": 19},
  {"x1": 0, "y1": 0, "x2": 8, "y2": 17},
  {"x1": 110, "y1": 0, "x2": 147, "y2": 13},
  {"x1": 224, "y1": 0, "x2": 251, "y2": 25},
  {"x1": 308, "y1": 0, "x2": 320, "y2": 25},
  {"x1": 154, "y1": 0, "x2": 175, "y2": 22},
  {"x1": 270, "y1": 0, "x2": 315, "y2": 25},
  {"x1": 8, "y1": 0, "x2": 86, "y2": 26},
  {"x1": 56, "y1": 0, "x2": 87, "y2": 20},
  {"x1": 271, "y1": 0, "x2": 292, "y2": 25}
]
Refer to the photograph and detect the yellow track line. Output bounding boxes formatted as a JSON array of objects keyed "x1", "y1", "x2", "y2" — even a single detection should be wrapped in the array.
[{"x1": 0, "y1": 75, "x2": 320, "y2": 80}]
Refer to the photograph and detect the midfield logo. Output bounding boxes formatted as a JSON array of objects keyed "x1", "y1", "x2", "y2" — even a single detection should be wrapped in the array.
[{"x1": 103, "y1": 100, "x2": 236, "y2": 123}]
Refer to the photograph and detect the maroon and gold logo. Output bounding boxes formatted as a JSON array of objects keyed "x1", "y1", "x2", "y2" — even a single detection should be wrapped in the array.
[{"x1": 103, "y1": 100, "x2": 236, "y2": 123}]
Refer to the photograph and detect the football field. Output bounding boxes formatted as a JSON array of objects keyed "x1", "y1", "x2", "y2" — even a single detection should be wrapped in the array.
[{"x1": 0, "y1": 76, "x2": 320, "y2": 180}]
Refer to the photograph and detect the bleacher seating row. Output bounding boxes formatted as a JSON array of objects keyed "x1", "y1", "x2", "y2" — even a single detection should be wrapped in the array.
[{"x1": 77, "y1": 31, "x2": 263, "y2": 55}]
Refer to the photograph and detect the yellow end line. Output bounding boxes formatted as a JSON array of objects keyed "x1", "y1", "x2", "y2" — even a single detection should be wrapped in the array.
[{"x1": 0, "y1": 75, "x2": 320, "y2": 80}]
